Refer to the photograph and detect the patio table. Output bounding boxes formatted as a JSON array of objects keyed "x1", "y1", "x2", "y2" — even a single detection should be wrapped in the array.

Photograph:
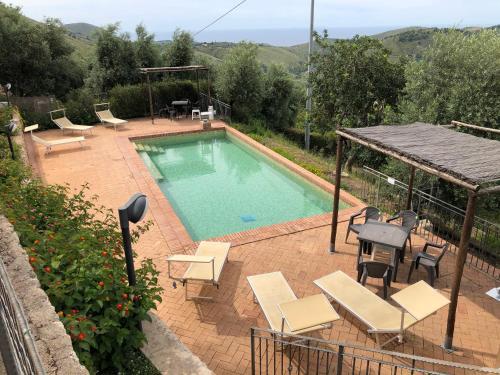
[
  {"x1": 357, "y1": 221, "x2": 408, "y2": 281},
  {"x1": 171, "y1": 100, "x2": 189, "y2": 118}
]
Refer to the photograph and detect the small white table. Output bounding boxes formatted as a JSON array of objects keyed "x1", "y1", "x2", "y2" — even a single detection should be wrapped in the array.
[{"x1": 192, "y1": 109, "x2": 201, "y2": 120}]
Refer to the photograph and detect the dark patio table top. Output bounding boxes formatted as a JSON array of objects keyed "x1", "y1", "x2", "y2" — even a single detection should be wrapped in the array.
[{"x1": 357, "y1": 221, "x2": 408, "y2": 250}]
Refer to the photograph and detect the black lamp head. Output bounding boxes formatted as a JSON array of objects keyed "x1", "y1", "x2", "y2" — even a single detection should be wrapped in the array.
[{"x1": 119, "y1": 193, "x2": 148, "y2": 224}]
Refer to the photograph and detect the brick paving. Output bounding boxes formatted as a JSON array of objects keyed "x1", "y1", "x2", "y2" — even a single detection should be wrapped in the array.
[{"x1": 28, "y1": 118, "x2": 499, "y2": 373}]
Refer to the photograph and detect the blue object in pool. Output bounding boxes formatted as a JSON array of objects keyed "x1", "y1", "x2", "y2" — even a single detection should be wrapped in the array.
[{"x1": 240, "y1": 215, "x2": 256, "y2": 223}]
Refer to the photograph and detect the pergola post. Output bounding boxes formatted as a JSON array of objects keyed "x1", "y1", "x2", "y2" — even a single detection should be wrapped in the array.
[
  {"x1": 443, "y1": 190, "x2": 477, "y2": 350},
  {"x1": 196, "y1": 69, "x2": 200, "y2": 104},
  {"x1": 146, "y1": 73, "x2": 154, "y2": 124},
  {"x1": 406, "y1": 166, "x2": 416, "y2": 210},
  {"x1": 329, "y1": 135, "x2": 344, "y2": 253}
]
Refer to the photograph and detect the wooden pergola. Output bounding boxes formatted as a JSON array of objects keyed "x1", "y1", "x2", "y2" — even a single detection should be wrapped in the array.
[
  {"x1": 139, "y1": 65, "x2": 211, "y2": 124},
  {"x1": 329, "y1": 122, "x2": 500, "y2": 350}
]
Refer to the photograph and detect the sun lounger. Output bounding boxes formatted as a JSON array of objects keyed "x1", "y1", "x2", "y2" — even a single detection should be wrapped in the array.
[
  {"x1": 24, "y1": 124, "x2": 85, "y2": 154},
  {"x1": 247, "y1": 271, "x2": 339, "y2": 335},
  {"x1": 167, "y1": 241, "x2": 230, "y2": 301},
  {"x1": 50, "y1": 109, "x2": 94, "y2": 134},
  {"x1": 94, "y1": 103, "x2": 128, "y2": 131},
  {"x1": 314, "y1": 270, "x2": 449, "y2": 347}
]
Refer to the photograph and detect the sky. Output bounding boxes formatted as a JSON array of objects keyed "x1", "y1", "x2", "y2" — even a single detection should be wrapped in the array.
[{"x1": 8, "y1": 0, "x2": 500, "y2": 40}]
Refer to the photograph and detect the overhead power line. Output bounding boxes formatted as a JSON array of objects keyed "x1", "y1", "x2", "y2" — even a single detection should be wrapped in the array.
[{"x1": 193, "y1": 0, "x2": 248, "y2": 37}]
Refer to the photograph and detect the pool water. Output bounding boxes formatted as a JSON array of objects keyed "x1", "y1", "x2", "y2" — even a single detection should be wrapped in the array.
[{"x1": 135, "y1": 131, "x2": 349, "y2": 240}]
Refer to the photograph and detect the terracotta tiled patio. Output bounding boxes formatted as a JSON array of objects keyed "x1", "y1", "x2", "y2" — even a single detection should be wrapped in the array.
[{"x1": 26, "y1": 118, "x2": 499, "y2": 374}]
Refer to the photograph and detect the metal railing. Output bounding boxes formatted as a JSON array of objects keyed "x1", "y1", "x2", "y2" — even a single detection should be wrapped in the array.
[
  {"x1": 0, "y1": 260, "x2": 45, "y2": 375},
  {"x1": 352, "y1": 166, "x2": 499, "y2": 278},
  {"x1": 199, "y1": 92, "x2": 231, "y2": 121},
  {"x1": 250, "y1": 328, "x2": 500, "y2": 375}
]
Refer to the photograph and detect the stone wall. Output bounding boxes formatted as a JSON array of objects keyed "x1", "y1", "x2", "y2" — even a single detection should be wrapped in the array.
[{"x1": 0, "y1": 216, "x2": 88, "y2": 375}]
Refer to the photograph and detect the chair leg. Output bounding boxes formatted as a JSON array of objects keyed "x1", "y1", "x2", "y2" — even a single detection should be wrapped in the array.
[
  {"x1": 382, "y1": 276, "x2": 388, "y2": 299},
  {"x1": 360, "y1": 269, "x2": 368, "y2": 286},
  {"x1": 435, "y1": 264, "x2": 439, "y2": 278},
  {"x1": 408, "y1": 236, "x2": 413, "y2": 253},
  {"x1": 345, "y1": 228, "x2": 351, "y2": 243},
  {"x1": 407, "y1": 260, "x2": 416, "y2": 283},
  {"x1": 426, "y1": 266, "x2": 435, "y2": 287}
]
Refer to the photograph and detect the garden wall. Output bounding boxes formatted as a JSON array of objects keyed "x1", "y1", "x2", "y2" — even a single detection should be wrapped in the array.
[{"x1": 0, "y1": 216, "x2": 88, "y2": 375}]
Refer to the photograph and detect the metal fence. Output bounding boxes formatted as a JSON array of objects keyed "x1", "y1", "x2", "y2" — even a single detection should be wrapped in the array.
[
  {"x1": 0, "y1": 260, "x2": 45, "y2": 375},
  {"x1": 200, "y1": 92, "x2": 231, "y2": 121},
  {"x1": 352, "y1": 166, "x2": 499, "y2": 279},
  {"x1": 250, "y1": 328, "x2": 500, "y2": 375}
]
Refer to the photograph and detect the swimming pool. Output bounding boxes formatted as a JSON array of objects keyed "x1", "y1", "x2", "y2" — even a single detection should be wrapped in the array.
[{"x1": 135, "y1": 130, "x2": 349, "y2": 241}]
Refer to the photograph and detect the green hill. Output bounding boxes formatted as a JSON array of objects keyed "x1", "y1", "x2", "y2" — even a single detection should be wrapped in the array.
[{"x1": 64, "y1": 22, "x2": 100, "y2": 41}]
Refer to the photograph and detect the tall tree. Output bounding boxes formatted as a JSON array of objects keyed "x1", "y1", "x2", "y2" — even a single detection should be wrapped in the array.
[
  {"x1": 261, "y1": 65, "x2": 298, "y2": 129},
  {"x1": 94, "y1": 24, "x2": 139, "y2": 92},
  {"x1": 164, "y1": 29, "x2": 194, "y2": 67},
  {"x1": 399, "y1": 29, "x2": 500, "y2": 128},
  {"x1": 311, "y1": 34, "x2": 405, "y2": 131},
  {"x1": 0, "y1": 4, "x2": 83, "y2": 98},
  {"x1": 135, "y1": 24, "x2": 161, "y2": 68},
  {"x1": 215, "y1": 42, "x2": 263, "y2": 121}
]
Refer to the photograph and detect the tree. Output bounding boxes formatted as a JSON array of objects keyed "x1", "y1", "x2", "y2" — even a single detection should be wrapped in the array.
[
  {"x1": 261, "y1": 65, "x2": 298, "y2": 129},
  {"x1": 93, "y1": 24, "x2": 139, "y2": 92},
  {"x1": 311, "y1": 34, "x2": 405, "y2": 131},
  {"x1": 399, "y1": 29, "x2": 500, "y2": 128},
  {"x1": 164, "y1": 29, "x2": 194, "y2": 67},
  {"x1": 135, "y1": 24, "x2": 161, "y2": 68},
  {"x1": 0, "y1": 4, "x2": 83, "y2": 98},
  {"x1": 215, "y1": 42, "x2": 263, "y2": 121}
]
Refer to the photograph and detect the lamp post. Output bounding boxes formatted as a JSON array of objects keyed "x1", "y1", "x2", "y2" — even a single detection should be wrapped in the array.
[
  {"x1": 304, "y1": 0, "x2": 315, "y2": 151},
  {"x1": 4, "y1": 120, "x2": 17, "y2": 160},
  {"x1": 118, "y1": 193, "x2": 148, "y2": 286},
  {"x1": 3, "y1": 83, "x2": 11, "y2": 107}
]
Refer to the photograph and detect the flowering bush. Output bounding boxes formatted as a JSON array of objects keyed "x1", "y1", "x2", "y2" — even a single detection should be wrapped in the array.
[{"x1": 0, "y1": 138, "x2": 162, "y2": 373}]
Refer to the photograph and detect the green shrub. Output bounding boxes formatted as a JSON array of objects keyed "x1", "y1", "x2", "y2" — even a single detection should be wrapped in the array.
[
  {"x1": 282, "y1": 127, "x2": 337, "y2": 155},
  {"x1": 19, "y1": 109, "x2": 54, "y2": 130},
  {"x1": 0, "y1": 135, "x2": 163, "y2": 373},
  {"x1": 65, "y1": 89, "x2": 98, "y2": 125},
  {"x1": 109, "y1": 80, "x2": 198, "y2": 119}
]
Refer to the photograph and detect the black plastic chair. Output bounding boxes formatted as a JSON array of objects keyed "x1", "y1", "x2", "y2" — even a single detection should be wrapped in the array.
[
  {"x1": 386, "y1": 210, "x2": 418, "y2": 253},
  {"x1": 345, "y1": 206, "x2": 381, "y2": 243},
  {"x1": 407, "y1": 242, "x2": 449, "y2": 286},
  {"x1": 357, "y1": 259, "x2": 392, "y2": 299},
  {"x1": 159, "y1": 105, "x2": 176, "y2": 120}
]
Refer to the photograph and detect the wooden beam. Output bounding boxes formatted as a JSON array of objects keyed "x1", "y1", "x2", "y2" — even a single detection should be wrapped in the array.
[
  {"x1": 451, "y1": 120, "x2": 500, "y2": 135},
  {"x1": 444, "y1": 190, "x2": 477, "y2": 350},
  {"x1": 329, "y1": 135, "x2": 343, "y2": 253},
  {"x1": 336, "y1": 130, "x2": 480, "y2": 192},
  {"x1": 146, "y1": 73, "x2": 154, "y2": 124},
  {"x1": 476, "y1": 184, "x2": 500, "y2": 196},
  {"x1": 406, "y1": 166, "x2": 416, "y2": 210}
]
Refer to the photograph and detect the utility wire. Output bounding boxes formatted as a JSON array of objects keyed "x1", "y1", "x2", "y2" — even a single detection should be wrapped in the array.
[{"x1": 193, "y1": 0, "x2": 248, "y2": 36}]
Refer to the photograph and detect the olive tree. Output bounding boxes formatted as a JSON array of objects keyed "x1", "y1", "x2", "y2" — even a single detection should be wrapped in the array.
[
  {"x1": 399, "y1": 29, "x2": 500, "y2": 128},
  {"x1": 164, "y1": 29, "x2": 194, "y2": 67},
  {"x1": 215, "y1": 42, "x2": 263, "y2": 121}
]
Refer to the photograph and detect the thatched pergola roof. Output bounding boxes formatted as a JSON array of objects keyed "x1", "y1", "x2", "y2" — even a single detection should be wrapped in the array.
[{"x1": 337, "y1": 122, "x2": 500, "y2": 192}]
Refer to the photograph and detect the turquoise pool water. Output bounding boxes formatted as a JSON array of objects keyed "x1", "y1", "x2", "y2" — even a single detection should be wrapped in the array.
[{"x1": 135, "y1": 131, "x2": 349, "y2": 240}]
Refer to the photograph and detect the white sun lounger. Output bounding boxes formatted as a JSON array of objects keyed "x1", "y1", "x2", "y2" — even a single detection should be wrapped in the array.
[
  {"x1": 24, "y1": 124, "x2": 85, "y2": 154},
  {"x1": 314, "y1": 271, "x2": 450, "y2": 347},
  {"x1": 247, "y1": 271, "x2": 340, "y2": 335},
  {"x1": 167, "y1": 241, "x2": 231, "y2": 301},
  {"x1": 94, "y1": 103, "x2": 128, "y2": 131},
  {"x1": 50, "y1": 109, "x2": 94, "y2": 134}
]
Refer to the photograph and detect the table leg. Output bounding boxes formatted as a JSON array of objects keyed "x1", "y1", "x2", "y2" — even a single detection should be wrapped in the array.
[{"x1": 393, "y1": 249, "x2": 399, "y2": 282}]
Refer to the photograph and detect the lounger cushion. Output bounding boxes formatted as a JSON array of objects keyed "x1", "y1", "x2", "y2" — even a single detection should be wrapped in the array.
[
  {"x1": 183, "y1": 241, "x2": 230, "y2": 283},
  {"x1": 32, "y1": 135, "x2": 84, "y2": 147},
  {"x1": 314, "y1": 271, "x2": 417, "y2": 332},
  {"x1": 247, "y1": 272, "x2": 327, "y2": 334},
  {"x1": 53, "y1": 117, "x2": 93, "y2": 130},
  {"x1": 97, "y1": 110, "x2": 127, "y2": 125}
]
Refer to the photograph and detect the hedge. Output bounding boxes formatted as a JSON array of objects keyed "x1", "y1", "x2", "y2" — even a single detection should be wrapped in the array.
[
  {"x1": 0, "y1": 107, "x2": 163, "y2": 373},
  {"x1": 282, "y1": 127, "x2": 337, "y2": 155},
  {"x1": 19, "y1": 80, "x2": 201, "y2": 130}
]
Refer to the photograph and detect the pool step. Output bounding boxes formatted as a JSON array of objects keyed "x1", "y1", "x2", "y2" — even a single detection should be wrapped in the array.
[{"x1": 138, "y1": 152, "x2": 164, "y2": 181}]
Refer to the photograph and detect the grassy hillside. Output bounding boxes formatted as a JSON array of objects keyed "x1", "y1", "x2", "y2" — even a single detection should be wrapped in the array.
[{"x1": 64, "y1": 22, "x2": 100, "y2": 41}]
